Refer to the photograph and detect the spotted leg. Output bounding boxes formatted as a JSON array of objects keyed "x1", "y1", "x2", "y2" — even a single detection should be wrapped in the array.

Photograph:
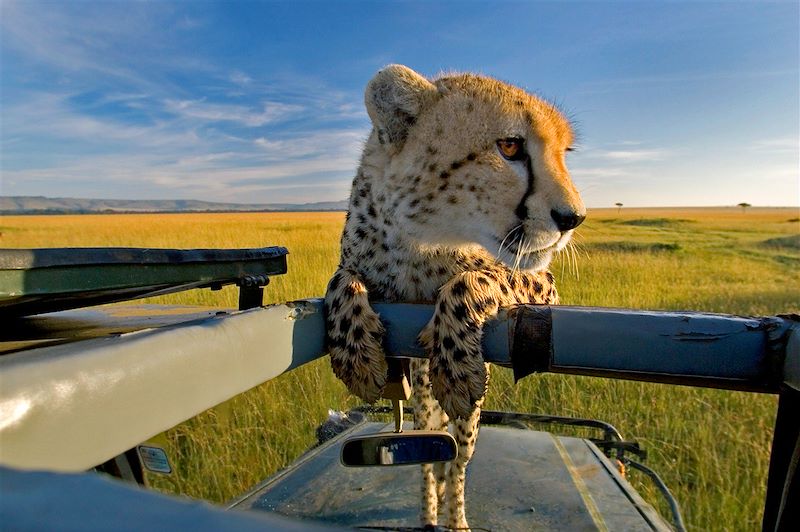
[
  {"x1": 421, "y1": 267, "x2": 558, "y2": 421},
  {"x1": 324, "y1": 268, "x2": 387, "y2": 403},
  {"x1": 411, "y1": 359, "x2": 449, "y2": 526},
  {"x1": 445, "y1": 403, "x2": 483, "y2": 530},
  {"x1": 419, "y1": 268, "x2": 558, "y2": 529}
]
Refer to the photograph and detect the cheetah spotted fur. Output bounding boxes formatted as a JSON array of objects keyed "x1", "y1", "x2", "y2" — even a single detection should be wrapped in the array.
[{"x1": 325, "y1": 65, "x2": 585, "y2": 529}]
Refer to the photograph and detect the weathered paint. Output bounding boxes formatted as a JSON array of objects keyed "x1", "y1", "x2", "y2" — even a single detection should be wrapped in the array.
[
  {"x1": 506, "y1": 305, "x2": 796, "y2": 392},
  {"x1": 232, "y1": 420, "x2": 672, "y2": 531}
]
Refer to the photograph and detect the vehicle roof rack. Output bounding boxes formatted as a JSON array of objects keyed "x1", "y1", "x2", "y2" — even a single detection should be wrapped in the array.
[{"x1": 0, "y1": 246, "x2": 288, "y2": 317}]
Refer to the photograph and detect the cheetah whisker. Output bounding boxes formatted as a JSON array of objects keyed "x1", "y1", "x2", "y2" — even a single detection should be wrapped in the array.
[
  {"x1": 509, "y1": 233, "x2": 522, "y2": 273},
  {"x1": 570, "y1": 234, "x2": 591, "y2": 278},
  {"x1": 569, "y1": 240, "x2": 580, "y2": 280},
  {"x1": 512, "y1": 234, "x2": 529, "y2": 273},
  {"x1": 561, "y1": 241, "x2": 572, "y2": 279},
  {"x1": 496, "y1": 223, "x2": 523, "y2": 264}
]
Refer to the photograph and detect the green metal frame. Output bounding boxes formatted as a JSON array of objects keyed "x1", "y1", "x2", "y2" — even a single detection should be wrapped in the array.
[{"x1": 0, "y1": 247, "x2": 288, "y2": 316}]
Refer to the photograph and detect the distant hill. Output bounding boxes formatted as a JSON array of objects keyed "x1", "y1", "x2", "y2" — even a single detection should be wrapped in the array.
[{"x1": 0, "y1": 196, "x2": 348, "y2": 214}]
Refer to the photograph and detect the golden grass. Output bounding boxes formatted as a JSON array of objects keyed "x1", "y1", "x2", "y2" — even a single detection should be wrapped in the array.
[
  {"x1": 2, "y1": 212, "x2": 346, "y2": 307},
  {"x1": 2, "y1": 208, "x2": 798, "y2": 531}
]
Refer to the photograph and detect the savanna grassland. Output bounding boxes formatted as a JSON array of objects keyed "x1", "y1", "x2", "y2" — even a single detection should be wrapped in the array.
[{"x1": 2, "y1": 207, "x2": 798, "y2": 531}]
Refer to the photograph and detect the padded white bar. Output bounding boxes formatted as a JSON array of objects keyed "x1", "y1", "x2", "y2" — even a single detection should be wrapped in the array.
[{"x1": 0, "y1": 301, "x2": 325, "y2": 471}]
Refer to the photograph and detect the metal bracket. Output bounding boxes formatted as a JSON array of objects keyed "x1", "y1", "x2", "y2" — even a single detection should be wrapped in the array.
[
  {"x1": 592, "y1": 439, "x2": 647, "y2": 462},
  {"x1": 382, "y1": 359, "x2": 411, "y2": 433},
  {"x1": 237, "y1": 275, "x2": 270, "y2": 310}
]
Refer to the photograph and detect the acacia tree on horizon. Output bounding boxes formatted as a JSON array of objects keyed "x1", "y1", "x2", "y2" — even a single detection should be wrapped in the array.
[
  {"x1": 615, "y1": 202, "x2": 623, "y2": 214},
  {"x1": 738, "y1": 202, "x2": 752, "y2": 213}
]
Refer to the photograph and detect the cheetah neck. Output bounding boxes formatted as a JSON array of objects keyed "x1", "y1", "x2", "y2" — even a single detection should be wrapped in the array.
[{"x1": 340, "y1": 146, "x2": 494, "y2": 303}]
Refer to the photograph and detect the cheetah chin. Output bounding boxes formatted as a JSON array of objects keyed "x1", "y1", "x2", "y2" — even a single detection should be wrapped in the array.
[
  {"x1": 491, "y1": 228, "x2": 574, "y2": 271},
  {"x1": 324, "y1": 64, "x2": 585, "y2": 530}
]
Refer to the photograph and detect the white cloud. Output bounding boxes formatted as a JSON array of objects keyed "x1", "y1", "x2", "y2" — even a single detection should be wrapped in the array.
[
  {"x1": 174, "y1": 152, "x2": 242, "y2": 167},
  {"x1": 229, "y1": 71, "x2": 254, "y2": 86},
  {"x1": 3, "y1": 92, "x2": 181, "y2": 147},
  {"x1": 163, "y1": 99, "x2": 304, "y2": 127},
  {"x1": 565, "y1": 143, "x2": 677, "y2": 207},
  {"x1": 594, "y1": 149, "x2": 668, "y2": 163},
  {"x1": 750, "y1": 137, "x2": 799, "y2": 154},
  {"x1": 0, "y1": 1, "x2": 190, "y2": 92},
  {"x1": 567, "y1": 144, "x2": 669, "y2": 187},
  {"x1": 253, "y1": 138, "x2": 284, "y2": 151},
  {"x1": 1, "y1": 149, "x2": 360, "y2": 203},
  {"x1": 570, "y1": 166, "x2": 638, "y2": 180},
  {"x1": 1, "y1": 87, "x2": 365, "y2": 202},
  {"x1": 0, "y1": 68, "x2": 369, "y2": 202},
  {"x1": 254, "y1": 130, "x2": 366, "y2": 160}
]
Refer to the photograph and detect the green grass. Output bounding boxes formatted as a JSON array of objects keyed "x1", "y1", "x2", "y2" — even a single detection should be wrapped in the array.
[{"x1": 2, "y1": 207, "x2": 798, "y2": 531}]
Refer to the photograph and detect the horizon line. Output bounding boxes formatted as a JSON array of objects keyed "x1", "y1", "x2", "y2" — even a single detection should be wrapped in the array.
[{"x1": 2, "y1": 195, "x2": 798, "y2": 210}]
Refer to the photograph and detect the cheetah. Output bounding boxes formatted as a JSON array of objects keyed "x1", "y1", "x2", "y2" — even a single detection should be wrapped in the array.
[{"x1": 324, "y1": 65, "x2": 585, "y2": 530}]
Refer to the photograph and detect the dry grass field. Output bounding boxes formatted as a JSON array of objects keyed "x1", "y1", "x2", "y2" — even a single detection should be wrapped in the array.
[{"x1": 2, "y1": 207, "x2": 798, "y2": 531}]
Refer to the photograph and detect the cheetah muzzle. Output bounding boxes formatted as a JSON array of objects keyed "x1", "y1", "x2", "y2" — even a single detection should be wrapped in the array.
[{"x1": 324, "y1": 64, "x2": 585, "y2": 530}]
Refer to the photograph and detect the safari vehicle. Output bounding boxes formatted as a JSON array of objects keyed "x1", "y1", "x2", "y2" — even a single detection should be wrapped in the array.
[{"x1": 0, "y1": 246, "x2": 797, "y2": 531}]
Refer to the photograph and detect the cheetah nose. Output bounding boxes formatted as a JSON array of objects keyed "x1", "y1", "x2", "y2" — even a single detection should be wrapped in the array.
[{"x1": 550, "y1": 209, "x2": 586, "y2": 232}]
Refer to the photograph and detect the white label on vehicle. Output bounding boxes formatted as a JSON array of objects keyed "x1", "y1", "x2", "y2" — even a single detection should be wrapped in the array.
[{"x1": 137, "y1": 445, "x2": 172, "y2": 474}]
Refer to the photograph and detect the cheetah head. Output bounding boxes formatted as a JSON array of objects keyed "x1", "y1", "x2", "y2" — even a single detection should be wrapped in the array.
[{"x1": 364, "y1": 65, "x2": 585, "y2": 271}]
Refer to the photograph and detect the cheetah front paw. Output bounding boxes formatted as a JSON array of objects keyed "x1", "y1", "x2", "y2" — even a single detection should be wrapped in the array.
[
  {"x1": 431, "y1": 348, "x2": 488, "y2": 421},
  {"x1": 325, "y1": 269, "x2": 388, "y2": 403},
  {"x1": 328, "y1": 335, "x2": 387, "y2": 403},
  {"x1": 418, "y1": 272, "x2": 503, "y2": 420},
  {"x1": 420, "y1": 320, "x2": 488, "y2": 420}
]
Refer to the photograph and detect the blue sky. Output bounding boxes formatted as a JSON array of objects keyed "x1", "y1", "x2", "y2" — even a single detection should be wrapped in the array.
[{"x1": 1, "y1": 1, "x2": 798, "y2": 207}]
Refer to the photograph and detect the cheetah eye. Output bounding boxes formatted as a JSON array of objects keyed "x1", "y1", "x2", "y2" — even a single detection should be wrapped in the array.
[{"x1": 496, "y1": 137, "x2": 525, "y2": 161}]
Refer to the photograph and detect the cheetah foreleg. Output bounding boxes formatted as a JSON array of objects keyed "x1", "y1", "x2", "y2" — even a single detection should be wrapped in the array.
[
  {"x1": 411, "y1": 359, "x2": 449, "y2": 526},
  {"x1": 417, "y1": 271, "x2": 506, "y2": 531},
  {"x1": 324, "y1": 268, "x2": 387, "y2": 403},
  {"x1": 419, "y1": 271, "x2": 506, "y2": 421},
  {"x1": 421, "y1": 269, "x2": 558, "y2": 420},
  {"x1": 417, "y1": 269, "x2": 557, "y2": 530},
  {"x1": 445, "y1": 407, "x2": 482, "y2": 530}
]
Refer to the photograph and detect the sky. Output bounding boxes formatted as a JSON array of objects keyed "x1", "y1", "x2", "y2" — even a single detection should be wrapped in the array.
[{"x1": 1, "y1": 0, "x2": 798, "y2": 208}]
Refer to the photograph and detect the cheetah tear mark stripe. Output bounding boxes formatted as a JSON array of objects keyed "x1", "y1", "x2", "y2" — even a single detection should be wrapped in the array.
[{"x1": 514, "y1": 156, "x2": 536, "y2": 221}]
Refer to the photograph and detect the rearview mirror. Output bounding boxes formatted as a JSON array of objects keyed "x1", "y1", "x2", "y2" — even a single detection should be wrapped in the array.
[{"x1": 341, "y1": 431, "x2": 457, "y2": 466}]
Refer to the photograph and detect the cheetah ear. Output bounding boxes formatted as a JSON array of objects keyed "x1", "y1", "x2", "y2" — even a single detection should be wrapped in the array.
[{"x1": 365, "y1": 65, "x2": 438, "y2": 152}]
